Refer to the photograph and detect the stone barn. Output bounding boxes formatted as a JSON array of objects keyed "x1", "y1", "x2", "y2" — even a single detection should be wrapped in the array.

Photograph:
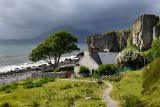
[{"x1": 74, "y1": 51, "x2": 119, "y2": 77}]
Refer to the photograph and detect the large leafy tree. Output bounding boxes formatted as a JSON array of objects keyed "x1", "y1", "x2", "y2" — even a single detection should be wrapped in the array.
[{"x1": 29, "y1": 30, "x2": 80, "y2": 69}]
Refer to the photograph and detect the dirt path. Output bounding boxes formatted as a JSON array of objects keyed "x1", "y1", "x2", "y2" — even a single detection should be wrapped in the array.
[
  {"x1": 62, "y1": 79, "x2": 119, "y2": 107},
  {"x1": 102, "y1": 82, "x2": 119, "y2": 107}
]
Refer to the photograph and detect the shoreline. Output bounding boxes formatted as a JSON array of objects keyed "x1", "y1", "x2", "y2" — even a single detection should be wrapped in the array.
[{"x1": 0, "y1": 58, "x2": 79, "y2": 85}]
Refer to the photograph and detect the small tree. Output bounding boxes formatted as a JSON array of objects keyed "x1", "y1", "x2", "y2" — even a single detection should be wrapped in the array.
[
  {"x1": 29, "y1": 30, "x2": 80, "y2": 69},
  {"x1": 78, "y1": 66, "x2": 90, "y2": 77},
  {"x1": 116, "y1": 49, "x2": 144, "y2": 69}
]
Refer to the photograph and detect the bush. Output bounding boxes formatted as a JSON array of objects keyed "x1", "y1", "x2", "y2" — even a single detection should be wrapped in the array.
[
  {"x1": 78, "y1": 66, "x2": 90, "y2": 77},
  {"x1": 142, "y1": 36, "x2": 160, "y2": 63},
  {"x1": 0, "y1": 83, "x2": 18, "y2": 92},
  {"x1": 60, "y1": 83, "x2": 73, "y2": 90},
  {"x1": 53, "y1": 68, "x2": 60, "y2": 72},
  {"x1": 103, "y1": 31, "x2": 116, "y2": 35},
  {"x1": 0, "y1": 102, "x2": 12, "y2": 107},
  {"x1": 125, "y1": 44, "x2": 141, "y2": 52},
  {"x1": 24, "y1": 77, "x2": 55, "y2": 89},
  {"x1": 123, "y1": 94, "x2": 142, "y2": 107},
  {"x1": 108, "y1": 76, "x2": 123, "y2": 82},
  {"x1": 157, "y1": 21, "x2": 160, "y2": 27},
  {"x1": 116, "y1": 49, "x2": 144, "y2": 69},
  {"x1": 97, "y1": 80, "x2": 103, "y2": 84},
  {"x1": 32, "y1": 101, "x2": 39, "y2": 107},
  {"x1": 93, "y1": 64, "x2": 116, "y2": 77}
]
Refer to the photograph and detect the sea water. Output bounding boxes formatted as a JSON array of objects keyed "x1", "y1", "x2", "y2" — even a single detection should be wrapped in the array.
[{"x1": 0, "y1": 43, "x2": 87, "y2": 73}]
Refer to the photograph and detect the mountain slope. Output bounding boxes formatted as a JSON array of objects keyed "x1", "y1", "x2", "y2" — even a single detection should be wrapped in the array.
[{"x1": 0, "y1": 25, "x2": 92, "y2": 44}]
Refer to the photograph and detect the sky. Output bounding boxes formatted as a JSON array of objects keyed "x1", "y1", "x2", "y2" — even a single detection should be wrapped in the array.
[{"x1": 0, "y1": 0, "x2": 159, "y2": 39}]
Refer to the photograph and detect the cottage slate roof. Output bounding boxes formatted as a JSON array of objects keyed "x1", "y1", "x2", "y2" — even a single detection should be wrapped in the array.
[{"x1": 90, "y1": 52, "x2": 119, "y2": 65}]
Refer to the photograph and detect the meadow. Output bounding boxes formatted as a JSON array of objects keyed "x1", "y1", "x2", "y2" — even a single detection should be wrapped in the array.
[{"x1": 0, "y1": 78, "x2": 107, "y2": 107}]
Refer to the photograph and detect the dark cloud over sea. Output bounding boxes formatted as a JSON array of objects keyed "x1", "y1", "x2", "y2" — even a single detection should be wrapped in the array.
[{"x1": 0, "y1": 0, "x2": 159, "y2": 39}]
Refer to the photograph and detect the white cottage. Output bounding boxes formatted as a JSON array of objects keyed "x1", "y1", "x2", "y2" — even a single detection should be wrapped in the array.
[{"x1": 74, "y1": 51, "x2": 119, "y2": 77}]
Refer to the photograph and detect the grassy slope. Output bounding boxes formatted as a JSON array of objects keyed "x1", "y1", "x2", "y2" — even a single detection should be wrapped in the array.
[
  {"x1": 107, "y1": 56, "x2": 160, "y2": 106},
  {"x1": 0, "y1": 79, "x2": 107, "y2": 107},
  {"x1": 106, "y1": 70, "x2": 143, "y2": 105}
]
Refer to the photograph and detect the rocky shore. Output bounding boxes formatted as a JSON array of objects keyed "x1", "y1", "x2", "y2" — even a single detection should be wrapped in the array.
[{"x1": 0, "y1": 58, "x2": 79, "y2": 86}]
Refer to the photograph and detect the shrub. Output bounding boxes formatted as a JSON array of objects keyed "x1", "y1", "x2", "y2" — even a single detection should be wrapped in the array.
[
  {"x1": 123, "y1": 94, "x2": 142, "y2": 107},
  {"x1": 60, "y1": 83, "x2": 73, "y2": 90},
  {"x1": 157, "y1": 21, "x2": 160, "y2": 27},
  {"x1": 116, "y1": 49, "x2": 144, "y2": 69},
  {"x1": 32, "y1": 101, "x2": 39, "y2": 107},
  {"x1": 102, "y1": 31, "x2": 116, "y2": 35},
  {"x1": 24, "y1": 77, "x2": 55, "y2": 89},
  {"x1": 142, "y1": 36, "x2": 160, "y2": 63},
  {"x1": 108, "y1": 76, "x2": 123, "y2": 82},
  {"x1": 125, "y1": 44, "x2": 141, "y2": 52},
  {"x1": 0, "y1": 83, "x2": 18, "y2": 92},
  {"x1": 97, "y1": 80, "x2": 103, "y2": 84},
  {"x1": 127, "y1": 31, "x2": 132, "y2": 47},
  {"x1": 0, "y1": 102, "x2": 12, "y2": 107},
  {"x1": 78, "y1": 66, "x2": 90, "y2": 77},
  {"x1": 53, "y1": 68, "x2": 60, "y2": 72},
  {"x1": 93, "y1": 64, "x2": 116, "y2": 76}
]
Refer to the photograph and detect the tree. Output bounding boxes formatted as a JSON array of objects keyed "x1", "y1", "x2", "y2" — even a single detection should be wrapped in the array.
[
  {"x1": 116, "y1": 49, "x2": 144, "y2": 69},
  {"x1": 29, "y1": 30, "x2": 80, "y2": 69}
]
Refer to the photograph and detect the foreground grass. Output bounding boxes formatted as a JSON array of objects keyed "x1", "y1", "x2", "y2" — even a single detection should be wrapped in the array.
[
  {"x1": 106, "y1": 56, "x2": 160, "y2": 106},
  {"x1": 0, "y1": 78, "x2": 107, "y2": 107},
  {"x1": 105, "y1": 70, "x2": 143, "y2": 106}
]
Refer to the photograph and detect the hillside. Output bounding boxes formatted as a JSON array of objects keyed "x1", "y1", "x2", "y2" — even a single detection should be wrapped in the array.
[
  {"x1": 0, "y1": 25, "x2": 92, "y2": 44},
  {"x1": 107, "y1": 56, "x2": 160, "y2": 106}
]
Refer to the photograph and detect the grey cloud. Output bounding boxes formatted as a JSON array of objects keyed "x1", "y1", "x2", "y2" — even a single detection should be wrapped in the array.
[{"x1": 0, "y1": 0, "x2": 159, "y2": 39}]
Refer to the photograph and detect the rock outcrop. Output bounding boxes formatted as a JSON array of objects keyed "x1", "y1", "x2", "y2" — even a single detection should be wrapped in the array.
[
  {"x1": 86, "y1": 14, "x2": 160, "y2": 52},
  {"x1": 86, "y1": 30, "x2": 131, "y2": 52},
  {"x1": 132, "y1": 14, "x2": 160, "y2": 50}
]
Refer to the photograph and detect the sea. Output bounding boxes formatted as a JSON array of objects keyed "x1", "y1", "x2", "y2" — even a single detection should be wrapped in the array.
[{"x1": 0, "y1": 43, "x2": 87, "y2": 73}]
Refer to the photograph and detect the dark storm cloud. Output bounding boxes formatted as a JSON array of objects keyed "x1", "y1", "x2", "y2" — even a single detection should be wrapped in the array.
[{"x1": 0, "y1": 0, "x2": 159, "y2": 39}]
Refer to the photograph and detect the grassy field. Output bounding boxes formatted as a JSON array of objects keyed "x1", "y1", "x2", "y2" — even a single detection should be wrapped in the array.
[
  {"x1": 105, "y1": 70, "x2": 143, "y2": 106},
  {"x1": 105, "y1": 56, "x2": 160, "y2": 107},
  {"x1": 0, "y1": 78, "x2": 107, "y2": 107}
]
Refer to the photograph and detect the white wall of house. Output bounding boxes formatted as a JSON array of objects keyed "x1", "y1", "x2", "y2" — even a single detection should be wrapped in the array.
[{"x1": 74, "y1": 52, "x2": 99, "y2": 77}]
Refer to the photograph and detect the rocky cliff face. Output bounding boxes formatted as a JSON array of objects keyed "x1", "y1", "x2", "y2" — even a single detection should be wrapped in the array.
[
  {"x1": 86, "y1": 14, "x2": 160, "y2": 52},
  {"x1": 86, "y1": 30, "x2": 131, "y2": 52},
  {"x1": 132, "y1": 14, "x2": 160, "y2": 50}
]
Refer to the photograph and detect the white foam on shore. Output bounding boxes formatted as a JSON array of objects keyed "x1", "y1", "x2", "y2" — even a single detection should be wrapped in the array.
[{"x1": 0, "y1": 55, "x2": 77, "y2": 73}]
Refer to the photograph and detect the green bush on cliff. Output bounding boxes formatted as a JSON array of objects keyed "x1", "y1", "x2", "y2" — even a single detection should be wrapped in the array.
[
  {"x1": 142, "y1": 36, "x2": 160, "y2": 63},
  {"x1": 157, "y1": 21, "x2": 160, "y2": 27},
  {"x1": 102, "y1": 31, "x2": 116, "y2": 35},
  {"x1": 124, "y1": 44, "x2": 141, "y2": 52},
  {"x1": 127, "y1": 31, "x2": 132, "y2": 47}
]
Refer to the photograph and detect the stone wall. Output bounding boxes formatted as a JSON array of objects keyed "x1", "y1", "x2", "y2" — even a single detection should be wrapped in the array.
[{"x1": 31, "y1": 71, "x2": 67, "y2": 78}]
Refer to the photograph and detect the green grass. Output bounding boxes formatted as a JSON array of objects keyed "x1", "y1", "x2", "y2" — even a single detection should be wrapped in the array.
[
  {"x1": 23, "y1": 77, "x2": 55, "y2": 89},
  {"x1": 0, "y1": 79, "x2": 107, "y2": 107},
  {"x1": 157, "y1": 21, "x2": 160, "y2": 27},
  {"x1": 106, "y1": 56, "x2": 160, "y2": 106},
  {"x1": 102, "y1": 31, "x2": 116, "y2": 35},
  {"x1": 104, "y1": 70, "x2": 143, "y2": 106}
]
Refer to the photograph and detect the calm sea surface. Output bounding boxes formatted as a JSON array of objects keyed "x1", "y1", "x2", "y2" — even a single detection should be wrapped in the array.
[{"x1": 0, "y1": 43, "x2": 87, "y2": 72}]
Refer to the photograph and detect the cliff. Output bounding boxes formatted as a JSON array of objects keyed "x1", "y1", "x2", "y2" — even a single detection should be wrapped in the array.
[
  {"x1": 132, "y1": 14, "x2": 160, "y2": 50},
  {"x1": 86, "y1": 14, "x2": 160, "y2": 52},
  {"x1": 86, "y1": 30, "x2": 131, "y2": 52}
]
